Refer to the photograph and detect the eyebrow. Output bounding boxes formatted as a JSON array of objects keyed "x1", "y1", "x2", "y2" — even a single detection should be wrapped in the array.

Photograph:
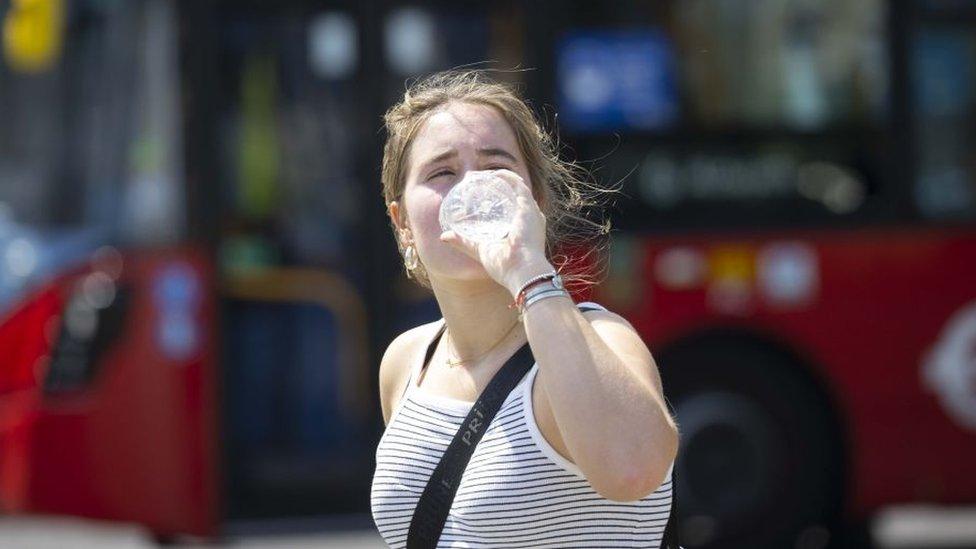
[
  {"x1": 477, "y1": 147, "x2": 519, "y2": 163},
  {"x1": 419, "y1": 147, "x2": 519, "y2": 171},
  {"x1": 422, "y1": 150, "x2": 458, "y2": 168}
]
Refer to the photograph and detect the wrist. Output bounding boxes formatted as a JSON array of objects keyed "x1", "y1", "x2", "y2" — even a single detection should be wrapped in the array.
[{"x1": 519, "y1": 281, "x2": 570, "y2": 315}]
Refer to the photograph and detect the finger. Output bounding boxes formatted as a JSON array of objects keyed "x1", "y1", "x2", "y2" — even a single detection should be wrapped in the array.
[
  {"x1": 439, "y1": 229, "x2": 461, "y2": 245},
  {"x1": 455, "y1": 229, "x2": 487, "y2": 253},
  {"x1": 440, "y1": 229, "x2": 480, "y2": 259}
]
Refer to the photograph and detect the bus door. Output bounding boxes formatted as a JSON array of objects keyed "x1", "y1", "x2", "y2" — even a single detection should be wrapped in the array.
[
  {"x1": 195, "y1": 0, "x2": 535, "y2": 522},
  {"x1": 195, "y1": 2, "x2": 382, "y2": 520}
]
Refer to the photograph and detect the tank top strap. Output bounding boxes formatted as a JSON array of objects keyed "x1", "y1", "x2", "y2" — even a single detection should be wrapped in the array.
[
  {"x1": 400, "y1": 319, "x2": 447, "y2": 401},
  {"x1": 399, "y1": 303, "x2": 604, "y2": 402},
  {"x1": 575, "y1": 301, "x2": 607, "y2": 312}
]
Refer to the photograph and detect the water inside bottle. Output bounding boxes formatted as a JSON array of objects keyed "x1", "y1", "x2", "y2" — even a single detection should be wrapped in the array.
[{"x1": 439, "y1": 171, "x2": 517, "y2": 243}]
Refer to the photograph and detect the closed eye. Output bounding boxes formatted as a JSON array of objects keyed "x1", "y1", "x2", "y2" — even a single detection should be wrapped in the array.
[{"x1": 428, "y1": 169, "x2": 454, "y2": 181}]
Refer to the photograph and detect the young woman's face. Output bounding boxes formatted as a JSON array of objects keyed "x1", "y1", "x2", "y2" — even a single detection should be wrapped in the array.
[{"x1": 393, "y1": 101, "x2": 533, "y2": 283}]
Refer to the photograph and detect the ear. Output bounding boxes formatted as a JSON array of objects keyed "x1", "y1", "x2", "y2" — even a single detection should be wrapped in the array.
[{"x1": 388, "y1": 201, "x2": 412, "y2": 244}]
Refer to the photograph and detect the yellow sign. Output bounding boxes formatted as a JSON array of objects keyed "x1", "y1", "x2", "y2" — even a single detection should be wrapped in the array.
[
  {"x1": 3, "y1": 0, "x2": 64, "y2": 73},
  {"x1": 709, "y1": 246, "x2": 755, "y2": 283}
]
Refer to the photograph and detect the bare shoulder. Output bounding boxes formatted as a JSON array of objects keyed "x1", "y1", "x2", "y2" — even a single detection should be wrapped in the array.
[
  {"x1": 379, "y1": 319, "x2": 443, "y2": 426},
  {"x1": 578, "y1": 304, "x2": 641, "y2": 336},
  {"x1": 578, "y1": 306, "x2": 651, "y2": 359},
  {"x1": 579, "y1": 305, "x2": 633, "y2": 326},
  {"x1": 579, "y1": 304, "x2": 661, "y2": 393}
]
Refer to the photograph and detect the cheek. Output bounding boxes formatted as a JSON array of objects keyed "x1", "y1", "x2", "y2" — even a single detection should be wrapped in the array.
[{"x1": 404, "y1": 187, "x2": 445, "y2": 238}]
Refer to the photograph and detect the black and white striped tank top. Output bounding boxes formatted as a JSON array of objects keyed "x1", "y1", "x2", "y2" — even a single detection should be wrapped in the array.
[{"x1": 371, "y1": 302, "x2": 674, "y2": 548}]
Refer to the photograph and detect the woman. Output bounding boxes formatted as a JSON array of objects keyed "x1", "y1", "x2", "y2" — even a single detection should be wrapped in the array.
[{"x1": 371, "y1": 70, "x2": 679, "y2": 548}]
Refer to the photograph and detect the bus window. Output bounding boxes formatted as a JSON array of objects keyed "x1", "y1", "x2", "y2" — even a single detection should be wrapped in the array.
[
  {"x1": 673, "y1": 0, "x2": 888, "y2": 130},
  {"x1": 379, "y1": 3, "x2": 527, "y2": 104},
  {"x1": 548, "y1": 0, "x2": 894, "y2": 232},
  {"x1": 0, "y1": 0, "x2": 180, "y2": 308},
  {"x1": 214, "y1": 11, "x2": 363, "y2": 274},
  {"x1": 912, "y1": 24, "x2": 976, "y2": 221}
]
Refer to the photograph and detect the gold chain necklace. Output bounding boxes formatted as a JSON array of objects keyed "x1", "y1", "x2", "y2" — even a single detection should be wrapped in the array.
[{"x1": 445, "y1": 319, "x2": 521, "y2": 368}]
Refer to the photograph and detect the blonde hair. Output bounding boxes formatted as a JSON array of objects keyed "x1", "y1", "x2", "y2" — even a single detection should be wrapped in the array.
[{"x1": 381, "y1": 70, "x2": 612, "y2": 290}]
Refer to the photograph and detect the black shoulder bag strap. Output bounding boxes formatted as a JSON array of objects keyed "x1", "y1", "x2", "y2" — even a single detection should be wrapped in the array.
[
  {"x1": 406, "y1": 305, "x2": 680, "y2": 549},
  {"x1": 406, "y1": 336, "x2": 535, "y2": 548}
]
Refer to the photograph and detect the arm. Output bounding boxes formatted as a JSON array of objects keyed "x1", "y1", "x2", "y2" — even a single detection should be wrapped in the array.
[
  {"x1": 521, "y1": 292, "x2": 679, "y2": 502},
  {"x1": 439, "y1": 169, "x2": 678, "y2": 500}
]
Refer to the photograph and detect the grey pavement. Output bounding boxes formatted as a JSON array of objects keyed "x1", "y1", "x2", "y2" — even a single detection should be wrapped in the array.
[
  {"x1": 874, "y1": 505, "x2": 976, "y2": 548},
  {"x1": 1, "y1": 506, "x2": 976, "y2": 548}
]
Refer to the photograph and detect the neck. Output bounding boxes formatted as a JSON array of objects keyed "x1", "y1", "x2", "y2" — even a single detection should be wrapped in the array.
[{"x1": 429, "y1": 276, "x2": 523, "y2": 365}]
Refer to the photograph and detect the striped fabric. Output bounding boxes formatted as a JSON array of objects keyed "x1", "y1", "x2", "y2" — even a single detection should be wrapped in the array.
[{"x1": 371, "y1": 304, "x2": 674, "y2": 548}]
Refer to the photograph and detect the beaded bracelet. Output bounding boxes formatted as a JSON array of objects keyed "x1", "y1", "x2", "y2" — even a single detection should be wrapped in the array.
[{"x1": 508, "y1": 271, "x2": 558, "y2": 310}]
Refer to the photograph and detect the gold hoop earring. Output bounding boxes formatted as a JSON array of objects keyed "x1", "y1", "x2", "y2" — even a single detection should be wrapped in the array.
[{"x1": 404, "y1": 245, "x2": 418, "y2": 271}]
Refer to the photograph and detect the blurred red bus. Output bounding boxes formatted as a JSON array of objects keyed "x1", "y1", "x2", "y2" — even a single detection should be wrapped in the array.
[
  {"x1": 542, "y1": 1, "x2": 976, "y2": 546},
  {"x1": 1, "y1": 1, "x2": 975, "y2": 548}
]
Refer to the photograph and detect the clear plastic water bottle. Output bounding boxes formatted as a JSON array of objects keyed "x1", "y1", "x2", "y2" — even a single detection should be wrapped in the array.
[{"x1": 439, "y1": 171, "x2": 518, "y2": 244}]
